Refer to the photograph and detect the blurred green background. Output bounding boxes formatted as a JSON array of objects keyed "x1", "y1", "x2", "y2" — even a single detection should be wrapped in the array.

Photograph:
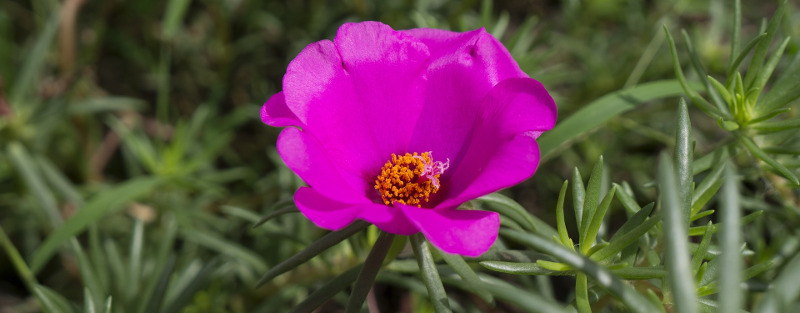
[{"x1": 1, "y1": 0, "x2": 798, "y2": 312}]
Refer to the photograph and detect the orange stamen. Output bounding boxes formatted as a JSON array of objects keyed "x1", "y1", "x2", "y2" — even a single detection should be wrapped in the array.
[{"x1": 373, "y1": 152, "x2": 447, "y2": 207}]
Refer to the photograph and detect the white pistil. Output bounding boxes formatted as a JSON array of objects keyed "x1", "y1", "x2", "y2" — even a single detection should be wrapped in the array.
[{"x1": 414, "y1": 152, "x2": 450, "y2": 189}]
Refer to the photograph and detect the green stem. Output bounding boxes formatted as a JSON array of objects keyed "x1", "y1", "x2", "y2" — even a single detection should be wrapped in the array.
[
  {"x1": 344, "y1": 231, "x2": 395, "y2": 313},
  {"x1": 576, "y1": 273, "x2": 592, "y2": 313},
  {"x1": 411, "y1": 234, "x2": 452, "y2": 313},
  {"x1": 0, "y1": 226, "x2": 38, "y2": 290}
]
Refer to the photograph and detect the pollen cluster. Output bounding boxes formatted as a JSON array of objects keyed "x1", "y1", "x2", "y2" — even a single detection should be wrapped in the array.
[{"x1": 374, "y1": 152, "x2": 441, "y2": 206}]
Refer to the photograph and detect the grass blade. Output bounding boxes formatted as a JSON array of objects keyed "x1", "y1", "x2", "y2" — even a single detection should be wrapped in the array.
[
  {"x1": 555, "y1": 180, "x2": 571, "y2": 247},
  {"x1": 84, "y1": 288, "x2": 97, "y2": 313},
  {"x1": 674, "y1": 98, "x2": 693, "y2": 225},
  {"x1": 468, "y1": 249, "x2": 550, "y2": 263},
  {"x1": 67, "y1": 97, "x2": 146, "y2": 115},
  {"x1": 726, "y1": 33, "x2": 767, "y2": 87},
  {"x1": 500, "y1": 228, "x2": 660, "y2": 313},
  {"x1": 484, "y1": 260, "x2": 666, "y2": 281},
  {"x1": 698, "y1": 261, "x2": 773, "y2": 297},
  {"x1": 691, "y1": 160, "x2": 726, "y2": 216},
  {"x1": 658, "y1": 153, "x2": 698, "y2": 313},
  {"x1": 479, "y1": 261, "x2": 561, "y2": 275},
  {"x1": 609, "y1": 202, "x2": 655, "y2": 243},
  {"x1": 142, "y1": 256, "x2": 176, "y2": 313},
  {"x1": 688, "y1": 211, "x2": 762, "y2": 236},
  {"x1": 7, "y1": 142, "x2": 61, "y2": 226},
  {"x1": 162, "y1": 260, "x2": 217, "y2": 313},
  {"x1": 0, "y1": 226, "x2": 37, "y2": 290},
  {"x1": 614, "y1": 183, "x2": 643, "y2": 214},
  {"x1": 490, "y1": 12, "x2": 509, "y2": 39},
  {"x1": 410, "y1": 234, "x2": 452, "y2": 313},
  {"x1": 693, "y1": 145, "x2": 732, "y2": 175},
  {"x1": 612, "y1": 266, "x2": 666, "y2": 280},
  {"x1": 681, "y1": 31, "x2": 728, "y2": 114},
  {"x1": 479, "y1": 193, "x2": 557, "y2": 237},
  {"x1": 757, "y1": 51, "x2": 800, "y2": 115},
  {"x1": 754, "y1": 253, "x2": 800, "y2": 312},
  {"x1": 718, "y1": 163, "x2": 743, "y2": 313},
  {"x1": 182, "y1": 229, "x2": 268, "y2": 274},
  {"x1": 579, "y1": 156, "x2": 604, "y2": 253},
  {"x1": 256, "y1": 221, "x2": 368, "y2": 286},
  {"x1": 582, "y1": 185, "x2": 616, "y2": 255},
  {"x1": 162, "y1": 0, "x2": 192, "y2": 40},
  {"x1": 30, "y1": 176, "x2": 162, "y2": 273},
  {"x1": 591, "y1": 214, "x2": 660, "y2": 262},
  {"x1": 479, "y1": 0, "x2": 492, "y2": 27},
  {"x1": 726, "y1": 0, "x2": 741, "y2": 75},
  {"x1": 33, "y1": 284, "x2": 75, "y2": 313},
  {"x1": 738, "y1": 133, "x2": 799, "y2": 185},
  {"x1": 537, "y1": 79, "x2": 703, "y2": 159},
  {"x1": 438, "y1": 251, "x2": 494, "y2": 304},
  {"x1": 9, "y1": 7, "x2": 61, "y2": 106},
  {"x1": 103, "y1": 240, "x2": 127, "y2": 297},
  {"x1": 344, "y1": 231, "x2": 395, "y2": 313},
  {"x1": 477, "y1": 274, "x2": 569, "y2": 313},
  {"x1": 102, "y1": 297, "x2": 113, "y2": 313},
  {"x1": 751, "y1": 117, "x2": 800, "y2": 134},
  {"x1": 35, "y1": 156, "x2": 83, "y2": 207},
  {"x1": 70, "y1": 239, "x2": 105, "y2": 312},
  {"x1": 576, "y1": 273, "x2": 591, "y2": 313},
  {"x1": 292, "y1": 264, "x2": 362, "y2": 313},
  {"x1": 663, "y1": 27, "x2": 723, "y2": 118},
  {"x1": 573, "y1": 168, "x2": 585, "y2": 230},
  {"x1": 690, "y1": 222, "x2": 713, "y2": 274},
  {"x1": 752, "y1": 36, "x2": 790, "y2": 92},
  {"x1": 252, "y1": 207, "x2": 298, "y2": 228},
  {"x1": 742, "y1": 0, "x2": 787, "y2": 89},
  {"x1": 129, "y1": 218, "x2": 145, "y2": 300}
]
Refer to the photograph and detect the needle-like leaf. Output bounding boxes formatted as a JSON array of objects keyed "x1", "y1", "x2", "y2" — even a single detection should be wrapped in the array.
[
  {"x1": 411, "y1": 234, "x2": 452, "y2": 313},
  {"x1": 659, "y1": 153, "x2": 698, "y2": 313}
]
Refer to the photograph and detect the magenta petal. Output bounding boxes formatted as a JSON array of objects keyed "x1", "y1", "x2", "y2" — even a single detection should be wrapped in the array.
[
  {"x1": 434, "y1": 78, "x2": 555, "y2": 208},
  {"x1": 277, "y1": 127, "x2": 367, "y2": 202},
  {"x1": 294, "y1": 187, "x2": 360, "y2": 230},
  {"x1": 281, "y1": 40, "x2": 340, "y2": 124},
  {"x1": 400, "y1": 28, "x2": 463, "y2": 46},
  {"x1": 401, "y1": 205, "x2": 500, "y2": 257},
  {"x1": 282, "y1": 22, "x2": 431, "y2": 180},
  {"x1": 261, "y1": 92, "x2": 303, "y2": 127},
  {"x1": 438, "y1": 133, "x2": 540, "y2": 209},
  {"x1": 355, "y1": 203, "x2": 418, "y2": 235},
  {"x1": 402, "y1": 27, "x2": 526, "y2": 85},
  {"x1": 407, "y1": 28, "x2": 528, "y2": 163},
  {"x1": 336, "y1": 22, "x2": 429, "y2": 67},
  {"x1": 265, "y1": 22, "x2": 557, "y2": 248},
  {"x1": 294, "y1": 187, "x2": 418, "y2": 235},
  {"x1": 438, "y1": 133, "x2": 541, "y2": 210},
  {"x1": 477, "y1": 78, "x2": 557, "y2": 137}
]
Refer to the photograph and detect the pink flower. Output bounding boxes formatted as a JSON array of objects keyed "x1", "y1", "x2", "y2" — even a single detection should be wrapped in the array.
[{"x1": 261, "y1": 22, "x2": 556, "y2": 256}]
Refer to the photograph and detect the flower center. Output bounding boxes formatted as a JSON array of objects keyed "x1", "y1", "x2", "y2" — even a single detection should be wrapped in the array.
[{"x1": 374, "y1": 151, "x2": 450, "y2": 207}]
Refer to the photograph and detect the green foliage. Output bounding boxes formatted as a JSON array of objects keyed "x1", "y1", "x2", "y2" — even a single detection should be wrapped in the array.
[{"x1": 666, "y1": 0, "x2": 800, "y2": 185}]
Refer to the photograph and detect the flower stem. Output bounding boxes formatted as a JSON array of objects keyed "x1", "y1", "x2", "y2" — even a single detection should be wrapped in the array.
[
  {"x1": 344, "y1": 231, "x2": 395, "y2": 313},
  {"x1": 0, "y1": 226, "x2": 37, "y2": 291},
  {"x1": 411, "y1": 234, "x2": 453, "y2": 313}
]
